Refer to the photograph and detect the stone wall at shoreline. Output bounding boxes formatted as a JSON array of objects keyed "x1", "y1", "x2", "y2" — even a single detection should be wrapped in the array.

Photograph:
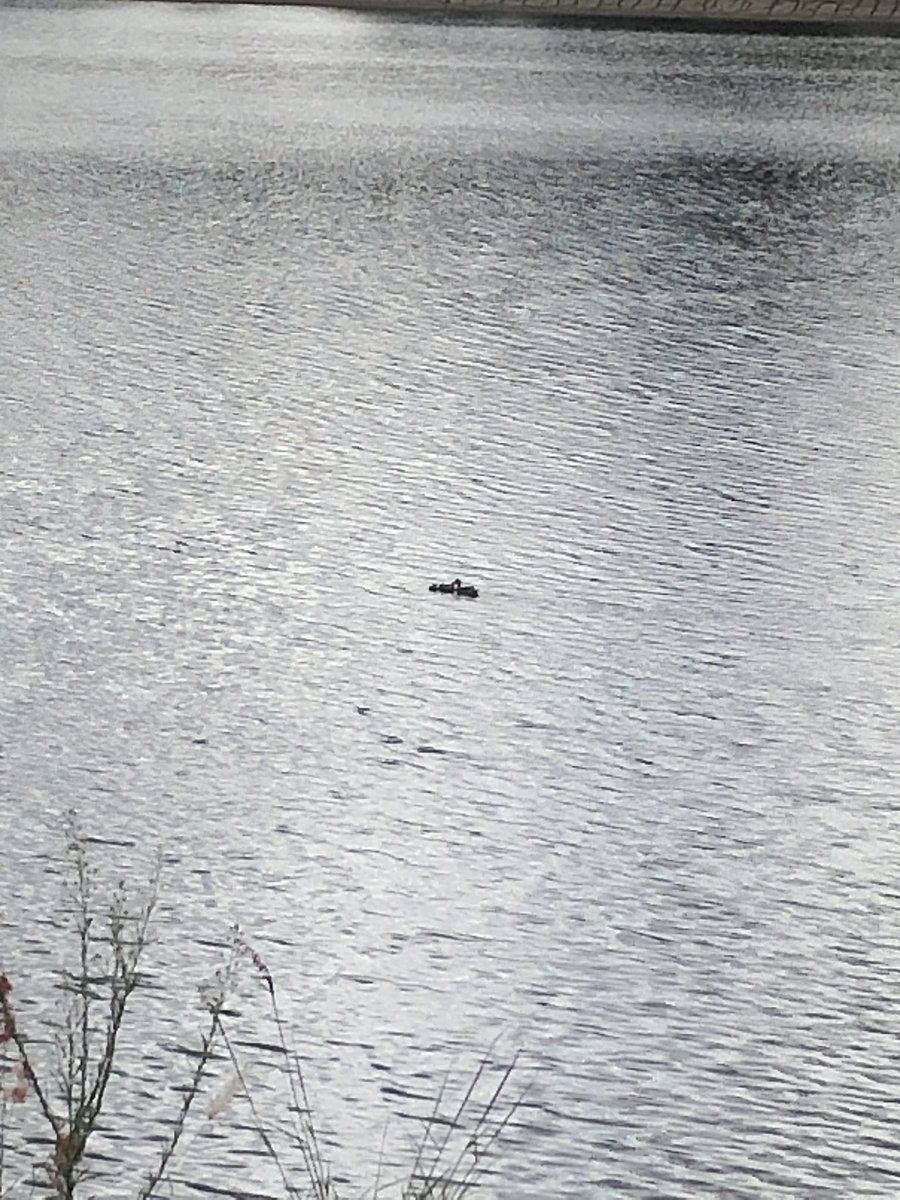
[{"x1": 194, "y1": 0, "x2": 900, "y2": 30}]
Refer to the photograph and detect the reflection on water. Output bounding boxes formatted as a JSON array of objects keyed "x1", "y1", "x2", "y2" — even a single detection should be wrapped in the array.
[{"x1": 3, "y1": 4, "x2": 900, "y2": 1196}]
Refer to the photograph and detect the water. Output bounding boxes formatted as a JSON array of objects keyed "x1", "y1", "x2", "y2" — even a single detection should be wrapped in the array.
[{"x1": 3, "y1": 4, "x2": 900, "y2": 1196}]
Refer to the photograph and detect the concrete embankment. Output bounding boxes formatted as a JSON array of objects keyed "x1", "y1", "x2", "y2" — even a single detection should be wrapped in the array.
[{"x1": 182, "y1": 0, "x2": 900, "y2": 32}]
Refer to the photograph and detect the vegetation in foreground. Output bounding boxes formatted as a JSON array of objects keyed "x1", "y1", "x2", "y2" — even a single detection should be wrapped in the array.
[{"x1": 0, "y1": 824, "x2": 520, "y2": 1199}]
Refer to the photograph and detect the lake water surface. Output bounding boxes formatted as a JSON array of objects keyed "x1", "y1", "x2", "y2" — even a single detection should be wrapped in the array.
[{"x1": 3, "y1": 4, "x2": 900, "y2": 1196}]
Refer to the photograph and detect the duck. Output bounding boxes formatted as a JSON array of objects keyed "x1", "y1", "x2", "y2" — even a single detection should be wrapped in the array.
[{"x1": 428, "y1": 578, "x2": 479, "y2": 598}]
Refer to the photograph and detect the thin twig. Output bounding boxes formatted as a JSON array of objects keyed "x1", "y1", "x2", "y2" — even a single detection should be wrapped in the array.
[
  {"x1": 217, "y1": 1019, "x2": 302, "y2": 1199},
  {"x1": 137, "y1": 1007, "x2": 223, "y2": 1200}
]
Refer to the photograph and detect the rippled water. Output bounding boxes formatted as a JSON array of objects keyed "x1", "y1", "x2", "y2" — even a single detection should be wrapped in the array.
[{"x1": 3, "y1": 4, "x2": 900, "y2": 1196}]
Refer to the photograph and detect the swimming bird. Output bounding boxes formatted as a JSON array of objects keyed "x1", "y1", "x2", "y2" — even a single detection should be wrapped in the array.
[
  {"x1": 429, "y1": 581, "x2": 457, "y2": 594},
  {"x1": 455, "y1": 582, "x2": 478, "y2": 599}
]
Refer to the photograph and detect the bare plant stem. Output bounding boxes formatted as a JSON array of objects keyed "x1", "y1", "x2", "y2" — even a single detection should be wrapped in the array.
[
  {"x1": 230, "y1": 934, "x2": 521, "y2": 1200},
  {"x1": 3, "y1": 847, "x2": 522, "y2": 1200},
  {"x1": 136, "y1": 1005, "x2": 224, "y2": 1200},
  {"x1": 0, "y1": 1088, "x2": 6, "y2": 1195},
  {"x1": 216, "y1": 1018, "x2": 303, "y2": 1199},
  {"x1": 1, "y1": 822, "x2": 162, "y2": 1199},
  {"x1": 232, "y1": 933, "x2": 336, "y2": 1199},
  {"x1": 403, "y1": 1050, "x2": 523, "y2": 1200}
]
